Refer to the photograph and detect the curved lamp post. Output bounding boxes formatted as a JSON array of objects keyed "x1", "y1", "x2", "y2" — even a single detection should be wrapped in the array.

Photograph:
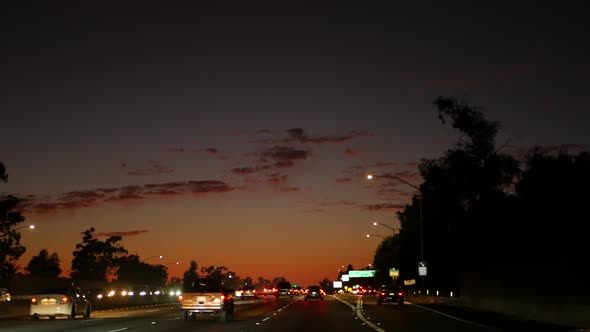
[
  {"x1": 15, "y1": 224, "x2": 35, "y2": 231},
  {"x1": 372, "y1": 222, "x2": 397, "y2": 235},
  {"x1": 367, "y1": 174, "x2": 423, "y2": 262},
  {"x1": 366, "y1": 234, "x2": 385, "y2": 239}
]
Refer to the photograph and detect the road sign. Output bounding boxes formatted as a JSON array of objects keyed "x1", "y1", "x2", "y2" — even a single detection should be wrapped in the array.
[
  {"x1": 389, "y1": 268, "x2": 399, "y2": 277},
  {"x1": 418, "y1": 261, "x2": 427, "y2": 276},
  {"x1": 348, "y1": 270, "x2": 376, "y2": 278}
]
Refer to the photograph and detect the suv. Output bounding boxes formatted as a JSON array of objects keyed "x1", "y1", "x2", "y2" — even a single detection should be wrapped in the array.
[
  {"x1": 275, "y1": 281, "x2": 293, "y2": 298},
  {"x1": 376, "y1": 284, "x2": 404, "y2": 305},
  {"x1": 179, "y1": 277, "x2": 234, "y2": 322}
]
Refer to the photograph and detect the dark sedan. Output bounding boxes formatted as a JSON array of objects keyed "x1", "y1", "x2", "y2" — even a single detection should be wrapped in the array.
[
  {"x1": 376, "y1": 285, "x2": 404, "y2": 305},
  {"x1": 304, "y1": 286, "x2": 325, "y2": 301}
]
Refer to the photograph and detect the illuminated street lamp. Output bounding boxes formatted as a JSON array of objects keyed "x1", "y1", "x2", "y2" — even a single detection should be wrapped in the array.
[
  {"x1": 367, "y1": 174, "x2": 423, "y2": 262},
  {"x1": 143, "y1": 255, "x2": 163, "y2": 263},
  {"x1": 366, "y1": 234, "x2": 385, "y2": 239},
  {"x1": 372, "y1": 221, "x2": 397, "y2": 235},
  {"x1": 4, "y1": 224, "x2": 35, "y2": 234}
]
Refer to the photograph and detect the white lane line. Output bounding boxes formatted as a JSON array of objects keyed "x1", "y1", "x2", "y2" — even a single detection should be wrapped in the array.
[
  {"x1": 332, "y1": 296, "x2": 385, "y2": 332},
  {"x1": 262, "y1": 317, "x2": 271, "y2": 322},
  {"x1": 106, "y1": 328, "x2": 128, "y2": 332},
  {"x1": 412, "y1": 303, "x2": 493, "y2": 330},
  {"x1": 144, "y1": 309, "x2": 159, "y2": 313},
  {"x1": 167, "y1": 317, "x2": 181, "y2": 320}
]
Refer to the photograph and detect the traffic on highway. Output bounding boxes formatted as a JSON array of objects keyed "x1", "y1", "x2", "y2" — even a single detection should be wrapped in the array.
[{"x1": 0, "y1": 287, "x2": 576, "y2": 332}]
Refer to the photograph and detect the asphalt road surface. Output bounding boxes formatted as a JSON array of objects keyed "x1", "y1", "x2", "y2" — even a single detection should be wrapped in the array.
[{"x1": 0, "y1": 295, "x2": 579, "y2": 332}]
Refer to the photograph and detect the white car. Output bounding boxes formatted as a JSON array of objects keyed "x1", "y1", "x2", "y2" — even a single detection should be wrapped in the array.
[{"x1": 30, "y1": 287, "x2": 91, "y2": 320}]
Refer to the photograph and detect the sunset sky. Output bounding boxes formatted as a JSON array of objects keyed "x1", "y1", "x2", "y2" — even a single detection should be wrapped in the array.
[{"x1": 1, "y1": 2, "x2": 589, "y2": 287}]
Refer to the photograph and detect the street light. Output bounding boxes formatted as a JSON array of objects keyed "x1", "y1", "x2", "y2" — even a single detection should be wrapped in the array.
[
  {"x1": 372, "y1": 222, "x2": 397, "y2": 235},
  {"x1": 367, "y1": 174, "x2": 424, "y2": 262},
  {"x1": 5, "y1": 224, "x2": 35, "y2": 233},
  {"x1": 143, "y1": 255, "x2": 163, "y2": 263},
  {"x1": 366, "y1": 234, "x2": 385, "y2": 239}
]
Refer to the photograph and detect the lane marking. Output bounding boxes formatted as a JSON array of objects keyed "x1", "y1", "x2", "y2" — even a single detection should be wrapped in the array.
[
  {"x1": 262, "y1": 317, "x2": 271, "y2": 322},
  {"x1": 144, "y1": 309, "x2": 159, "y2": 313},
  {"x1": 332, "y1": 296, "x2": 385, "y2": 332},
  {"x1": 106, "y1": 328, "x2": 128, "y2": 332}
]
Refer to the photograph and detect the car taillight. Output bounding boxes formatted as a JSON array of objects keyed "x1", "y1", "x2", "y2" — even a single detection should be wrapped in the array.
[
  {"x1": 253, "y1": 290, "x2": 257, "y2": 293},
  {"x1": 178, "y1": 295, "x2": 183, "y2": 302},
  {"x1": 221, "y1": 295, "x2": 225, "y2": 300},
  {"x1": 398, "y1": 292, "x2": 403, "y2": 296},
  {"x1": 60, "y1": 297, "x2": 69, "y2": 304},
  {"x1": 31, "y1": 297, "x2": 38, "y2": 305},
  {"x1": 380, "y1": 292, "x2": 386, "y2": 296}
]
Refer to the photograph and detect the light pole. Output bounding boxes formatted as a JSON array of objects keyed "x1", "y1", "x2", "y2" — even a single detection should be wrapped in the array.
[
  {"x1": 2, "y1": 224, "x2": 35, "y2": 235},
  {"x1": 367, "y1": 174, "x2": 426, "y2": 292},
  {"x1": 143, "y1": 255, "x2": 163, "y2": 263},
  {"x1": 372, "y1": 222, "x2": 397, "y2": 235},
  {"x1": 367, "y1": 174, "x2": 423, "y2": 262},
  {"x1": 366, "y1": 234, "x2": 385, "y2": 239}
]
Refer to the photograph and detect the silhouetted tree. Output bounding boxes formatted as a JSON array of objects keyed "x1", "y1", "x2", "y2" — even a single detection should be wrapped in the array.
[
  {"x1": 71, "y1": 227, "x2": 128, "y2": 282},
  {"x1": 255, "y1": 276, "x2": 271, "y2": 288},
  {"x1": 200, "y1": 265, "x2": 228, "y2": 279},
  {"x1": 0, "y1": 162, "x2": 27, "y2": 280},
  {"x1": 25, "y1": 249, "x2": 62, "y2": 278},
  {"x1": 271, "y1": 276, "x2": 288, "y2": 284},
  {"x1": 373, "y1": 235, "x2": 400, "y2": 285},
  {"x1": 169, "y1": 277, "x2": 182, "y2": 290},
  {"x1": 116, "y1": 254, "x2": 168, "y2": 287},
  {"x1": 396, "y1": 97, "x2": 519, "y2": 291},
  {"x1": 182, "y1": 260, "x2": 199, "y2": 285},
  {"x1": 514, "y1": 150, "x2": 590, "y2": 266}
]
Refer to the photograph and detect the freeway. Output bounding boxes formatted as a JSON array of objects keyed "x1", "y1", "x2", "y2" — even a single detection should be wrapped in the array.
[{"x1": 0, "y1": 295, "x2": 579, "y2": 332}]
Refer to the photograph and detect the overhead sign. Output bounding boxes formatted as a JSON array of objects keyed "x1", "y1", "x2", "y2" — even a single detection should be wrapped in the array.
[
  {"x1": 348, "y1": 270, "x2": 376, "y2": 278},
  {"x1": 389, "y1": 268, "x2": 399, "y2": 277},
  {"x1": 333, "y1": 281, "x2": 343, "y2": 288},
  {"x1": 341, "y1": 274, "x2": 349, "y2": 282},
  {"x1": 418, "y1": 261, "x2": 427, "y2": 276}
]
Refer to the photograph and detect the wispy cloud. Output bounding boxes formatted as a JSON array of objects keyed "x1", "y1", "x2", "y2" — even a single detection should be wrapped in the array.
[
  {"x1": 362, "y1": 203, "x2": 407, "y2": 211},
  {"x1": 232, "y1": 146, "x2": 311, "y2": 175},
  {"x1": 20, "y1": 180, "x2": 234, "y2": 215},
  {"x1": 253, "y1": 128, "x2": 373, "y2": 145},
  {"x1": 163, "y1": 147, "x2": 225, "y2": 160},
  {"x1": 95, "y1": 230, "x2": 149, "y2": 238},
  {"x1": 122, "y1": 160, "x2": 175, "y2": 176}
]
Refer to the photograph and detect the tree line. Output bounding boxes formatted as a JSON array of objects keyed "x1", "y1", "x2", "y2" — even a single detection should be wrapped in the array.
[{"x1": 371, "y1": 97, "x2": 590, "y2": 292}]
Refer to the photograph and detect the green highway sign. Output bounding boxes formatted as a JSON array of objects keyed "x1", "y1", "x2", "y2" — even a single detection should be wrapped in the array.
[{"x1": 348, "y1": 270, "x2": 376, "y2": 278}]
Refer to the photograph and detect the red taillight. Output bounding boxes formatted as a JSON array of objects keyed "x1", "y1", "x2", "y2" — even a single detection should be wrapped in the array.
[
  {"x1": 178, "y1": 295, "x2": 183, "y2": 302},
  {"x1": 60, "y1": 296, "x2": 69, "y2": 304},
  {"x1": 398, "y1": 292, "x2": 403, "y2": 296},
  {"x1": 31, "y1": 297, "x2": 38, "y2": 305},
  {"x1": 380, "y1": 292, "x2": 386, "y2": 296},
  {"x1": 253, "y1": 290, "x2": 257, "y2": 294}
]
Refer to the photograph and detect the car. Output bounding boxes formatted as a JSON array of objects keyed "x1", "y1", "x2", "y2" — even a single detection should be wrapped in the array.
[
  {"x1": 291, "y1": 285, "x2": 303, "y2": 296},
  {"x1": 260, "y1": 285, "x2": 276, "y2": 297},
  {"x1": 30, "y1": 287, "x2": 91, "y2": 320},
  {"x1": 0, "y1": 288, "x2": 11, "y2": 302},
  {"x1": 304, "y1": 286, "x2": 325, "y2": 301},
  {"x1": 376, "y1": 285, "x2": 404, "y2": 305},
  {"x1": 275, "y1": 281, "x2": 293, "y2": 298},
  {"x1": 361, "y1": 286, "x2": 377, "y2": 296},
  {"x1": 235, "y1": 285, "x2": 257, "y2": 299},
  {"x1": 179, "y1": 277, "x2": 234, "y2": 322}
]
